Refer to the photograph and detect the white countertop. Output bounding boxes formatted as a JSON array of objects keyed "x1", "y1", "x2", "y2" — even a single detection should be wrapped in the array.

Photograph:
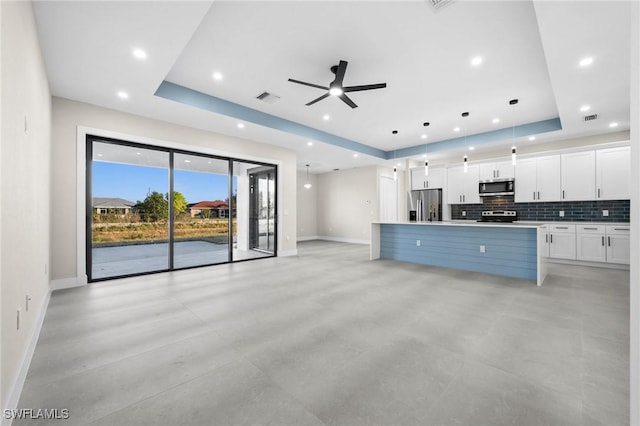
[{"x1": 372, "y1": 220, "x2": 544, "y2": 229}]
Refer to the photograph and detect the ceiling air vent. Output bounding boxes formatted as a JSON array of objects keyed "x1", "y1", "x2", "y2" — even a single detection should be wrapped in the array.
[
  {"x1": 430, "y1": 0, "x2": 453, "y2": 10},
  {"x1": 584, "y1": 113, "x2": 599, "y2": 121},
  {"x1": 256, "y1": 91, "x2": 280, "y2": 104}
]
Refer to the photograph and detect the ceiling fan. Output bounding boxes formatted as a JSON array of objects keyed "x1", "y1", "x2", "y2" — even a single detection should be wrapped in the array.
[{"x1": 288, "y1": 60, "x2": 387, "y2": 109}]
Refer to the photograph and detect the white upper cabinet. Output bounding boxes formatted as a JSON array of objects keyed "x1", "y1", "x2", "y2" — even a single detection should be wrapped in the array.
[
  {"x1": 447, "y1": 165, "x2": 479, "y2": 204},
  {"x1": 514, "y1": 155, "x2": 561, "y2": 202},
  {"x1": 596, "y1": 146, "x2": 630, "y2": 200},
  {"x1": 411, "y1": 166, "x2": 444, "y2": 190},
  {"x1": 479, "y1": 161, "x2": 514, "y2": 180},
  {"x1": 561, "y1": 151, "x2": 596, "y2": 201}
]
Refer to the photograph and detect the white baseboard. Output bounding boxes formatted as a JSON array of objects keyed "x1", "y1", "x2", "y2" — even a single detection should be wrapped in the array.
[
  {"x1": 547, "y1": 258, "x2": 630, "y2": 270},
  {"x1": 297, "y1": 235, "x2": 319, "y2": 242},
  {"x1": 278, "y1": 249, "x2": 298, "y2": 257},
  {"x1": 51, "y1": 277, "x2": 84, "y2": 291},
  {"x1": 1, "y1": 290, "x2": 51, "y2": 426},
  {"x1": 316, "y1": 236, "x2": 370, "y2": 245}
]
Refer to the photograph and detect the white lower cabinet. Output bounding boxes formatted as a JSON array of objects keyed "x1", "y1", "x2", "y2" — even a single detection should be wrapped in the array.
[
  {"x1": 548, "y1": 224, "x2": 576, "y2": 260},
  {"x1": 576, "y1": 225, "x2": 606, "y2": 262},
  {"x1": 548, "y1": 223, "x2": 630, "y2": 265},
  {"x1": 605, "y1": 225, "x2": 630, "y2": 264}
]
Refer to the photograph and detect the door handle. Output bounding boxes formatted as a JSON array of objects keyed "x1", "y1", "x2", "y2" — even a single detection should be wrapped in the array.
[
  {"x1": 602, "y1": 236, "x2": 605, "y2": 246},
  {"x1": 545, "y1": 234, "x2": 548, "y2": 243},
  {"x1": 550, "y1": 234, "x2": 553, "y2": 243},
  {"x1": 608, "y1": 236, "x2": 611, "y2": 247},
  {"x1": 533, "y1": 191, "x2": 536, "y2": 200}
]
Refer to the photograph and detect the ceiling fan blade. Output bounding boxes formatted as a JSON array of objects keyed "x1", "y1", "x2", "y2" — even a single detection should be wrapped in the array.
[
  {"x1": 333, "y1": 60, "x2": 348, "y2": 86},
  {"x1": 288, "y1": 78, "x2": 329, "y2": 91},
  {"x1": 339, "y1": 93, "x2": 358, "y2": 109},
  {"x1": 306, "y1": 93, "x2": 330, "y2": 106},
  {"x1": 343, "y1": 83, "x2": 387, "y2": 92}
]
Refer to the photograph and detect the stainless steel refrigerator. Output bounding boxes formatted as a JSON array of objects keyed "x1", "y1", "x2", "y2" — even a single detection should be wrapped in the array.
[{"x1": 407, "y1": 189, "x2": 442, "y2": 222}]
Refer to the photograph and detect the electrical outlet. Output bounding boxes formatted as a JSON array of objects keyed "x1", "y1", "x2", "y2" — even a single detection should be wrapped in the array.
[
  {"x1": 480, "y1": 245, "x2": 486, "y2": 253},
  {"x1": 462, "y1": 211, "x2": 466, "y2": 217},
  {"x1": 559, "y1": 210, "x2": 565, "y2": 217},
  {"x1": 602, "y1": 210, "x2": 609, "y2": 217},
  {"x1": 416, "y1": 240, "x2": 421, "y2": 247}
]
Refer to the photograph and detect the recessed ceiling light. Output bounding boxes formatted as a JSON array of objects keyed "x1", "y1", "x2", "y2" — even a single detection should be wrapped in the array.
[
  {"x1": 207, "y1": 161, "x2": 211, "y2": 164},
  {"x1": 579, "y1": 57, "x2": 594, "y2": 67},
  {"x1": 492, "y1": 118, "x2": 500, "y2": 124},
  {"x1": 421, "y1": 134, "x2": 427, "y2": 139},
  {"x1": 132, "y1": 48, "x2": 147, "y2": 60},
  {"x1": 609, "y1": 122, "x2": 619, "y2": 128},
  {"x1": 184, "y1": 159, "x2": 191, "y2": 163},
  {"x1": 580, "y1": 105, "x2": 591, "y2": 112},
  {"x1": 307, "y1": 141, "x2": 313, "y2": 146},
  {"x1": 353, "y1": 154, "x2": 359, "y2": 158},
  {"x1": 453, "y1": 127, "x2": 460, "y2": 132},
  {"x1": 212, "y1": 71, "x2": 223, "y2": 81},
  {"x1": 529, "y1": 136, "x2": 536, "y2": 141},
  {"x1": 136, "y1": 152, "x2": 141, "y2": 156},
  {"x1": 469, "y1": 146, "x2": 475, "y2": 151},
  {"x1": 117, "y1": 91, "x2": 129, "y2": 99},
  {"x1": 397, "y1": 162, "x2": 401, "y2": 166},
  {"x1": 97, "y1": 153, "x2": 103, "y2": 157},
  {"x1": 237, "y1": 123, "x2": 245, "y2": 129},
  {"x1": 422, "y1": 154, "x2": 427, "y2": 158},
  {"x1": 471, "y1": 56, "x2": 483, "y2": 66},
  {"x1": 323, "y1": 114, "x2": 330, "y2": 121}
]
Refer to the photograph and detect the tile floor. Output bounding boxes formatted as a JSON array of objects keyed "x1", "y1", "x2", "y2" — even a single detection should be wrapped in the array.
[{"x1": 17, "y1": 241, "x2": 629, "y2": 425}]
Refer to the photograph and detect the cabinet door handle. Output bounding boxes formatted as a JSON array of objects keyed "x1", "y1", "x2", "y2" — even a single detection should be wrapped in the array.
[
  {"x1": 562, "y1": 190, "x2": 565, "y2": 199},
  {"x1": 602, "y1": 236, "x2": 605, "y2": 246},
  {"x1": 550, "y1": 234, "x2": 553, "y2": 243},
  {"x1": 598, "y1": 188, "x2": 601, "y2": 198},
  {"x1": 537, "y1": 192, "x2": 540, "y2": 200},
  {"x1": 463, "y1": 195, "x2": 466, "y2": 202},
  {"x1": 533, "y1": 192, "x2": 536, "y2": 200},
  {"x1": 545, "y1": 234, "x2": 548, "y2": 243},
  {"x1": 426, "y1": 181, "x2": 429, "y2": 188},
  {"x1": 613, "y1": 228, "x2": 629, "y2": 231},
  {"x1": 608, "y1": 236, "x2": 611, "y2": 247},
  {"x1": 557, "y1": 226, "x2": 568, "y2": 229},
  {"x1": 460, "y1": 195, "x2": 462, "y2": 203},
  {"x1": 584, "y1": 227, "x2": 597, "y2": 230}
]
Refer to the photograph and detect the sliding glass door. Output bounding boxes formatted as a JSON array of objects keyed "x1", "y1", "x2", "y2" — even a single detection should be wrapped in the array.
[
  {"x1": 87, "y1": 136, "x2": 277, "y2": 282},
  {"x1": 89, "y1": 142, "x2": 170, "y2": 280},
  {"x1": 173, "y1": 153, "x2": 230, "y2": 269}
]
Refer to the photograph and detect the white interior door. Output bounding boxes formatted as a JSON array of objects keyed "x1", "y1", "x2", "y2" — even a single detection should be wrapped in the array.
[{"x1": 379, "y1": 176, "x2": 397, "y2": 222}]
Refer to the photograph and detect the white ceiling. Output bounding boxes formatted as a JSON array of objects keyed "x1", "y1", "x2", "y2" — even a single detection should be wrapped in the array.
[{"x1": 33, "y1": 0, "x2": 632, "y2": 174}]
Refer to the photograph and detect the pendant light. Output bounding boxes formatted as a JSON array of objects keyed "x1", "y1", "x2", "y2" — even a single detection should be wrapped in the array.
[
  {"x1": 462, "y1": 111, "x2": 469, "y2": 173},
  {"x1": 510, "y1": 99, "x2": 518, "y2": 166},
  {"x1": 304, "y1": 164, "x2": 312, "y2": 189}
]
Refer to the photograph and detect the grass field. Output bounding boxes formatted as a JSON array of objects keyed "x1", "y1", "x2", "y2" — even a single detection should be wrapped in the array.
[{"x1": 92, "y1": 219, "x2": 235, "y2": 244}]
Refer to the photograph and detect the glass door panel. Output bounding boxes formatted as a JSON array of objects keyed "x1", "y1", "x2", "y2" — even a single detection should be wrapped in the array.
[
  {"x1": 90, "y1": 142, "x2": 169, "y2": 280},
  {"x1": 173, "y1": 153, "x2": 230, "y2": 268},
  {"x1": 232, "y1": 162, "x2": 276, "y2": 260}
]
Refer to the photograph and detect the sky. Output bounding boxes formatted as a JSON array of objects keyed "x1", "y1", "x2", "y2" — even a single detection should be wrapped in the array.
[{"x1": 92, "y1": 162, "x2": 233, "y2": 204}]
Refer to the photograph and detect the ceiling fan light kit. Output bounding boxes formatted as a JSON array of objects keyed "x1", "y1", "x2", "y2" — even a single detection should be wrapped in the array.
[{"x1": 288, "y1": 60, "x2": 387, "y2": 109}]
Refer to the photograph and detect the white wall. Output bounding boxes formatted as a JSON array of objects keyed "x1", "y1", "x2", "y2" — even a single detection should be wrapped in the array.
[
  {"x1": 315, "y1": 166, "x2": 404, "y2": 244},
  {"x1": 0, "y1": 0, "x2": 52, "y2": 413},
  {"x1": 630, "y1": 2, "x2": 639, "y2": 424},
  {"x1": 296, "y1": 171, "x2": 317, "y2": 240},
  {"x1": 50, "y1": 98, "x2": 298, "y2": 283}
]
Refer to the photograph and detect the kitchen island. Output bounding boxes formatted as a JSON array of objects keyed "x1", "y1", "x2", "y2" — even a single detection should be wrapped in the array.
[{"x1": 371, "y1": 221, "x2": 548, "y2": 286}]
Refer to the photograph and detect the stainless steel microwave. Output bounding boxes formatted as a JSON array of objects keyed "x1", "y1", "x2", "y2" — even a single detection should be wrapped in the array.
[{"x1": 479, "y1": 178, "x2": 515, "y2": 196}]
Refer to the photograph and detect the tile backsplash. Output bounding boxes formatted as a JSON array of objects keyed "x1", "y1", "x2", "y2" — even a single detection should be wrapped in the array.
[{"x1": 450, "y1": 196, "x2": 630, "y2": 222}]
